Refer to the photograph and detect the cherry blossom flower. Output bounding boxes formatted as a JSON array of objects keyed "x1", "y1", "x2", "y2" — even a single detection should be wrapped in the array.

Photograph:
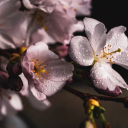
[
  {"x1": 22, "y1": 0, "x2": 84, "y2": 45},
  {"x1": 21, "y1": 42, "x2": 74, "y2": 101},
  {"x1": 69, "y1": 18, "x2": 128, "y2": 92}
]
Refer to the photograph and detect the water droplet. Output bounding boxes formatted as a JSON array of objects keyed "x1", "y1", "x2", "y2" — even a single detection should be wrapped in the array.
[{"x1": 82, "y1": 60, "x2": 85, "y2": 63}]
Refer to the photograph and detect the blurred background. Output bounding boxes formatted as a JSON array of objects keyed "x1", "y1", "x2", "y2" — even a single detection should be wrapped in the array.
[{"x1": 1, "y1": 0, "x2": 128, "y2": 128}]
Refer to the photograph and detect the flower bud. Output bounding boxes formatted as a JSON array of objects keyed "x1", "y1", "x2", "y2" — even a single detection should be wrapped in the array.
[
  {"x1": 0, "y1": 71, "x2": 9, "y2": 89},
  {"x1": 94, "y1": 86, "x2": 122, "y2": 97},
  {"x1": 8, "y1": 76, "x2": 23, "y2": 91},
  {"x1": 6, "y1": 61, "x2": 22, "y2": 76}
]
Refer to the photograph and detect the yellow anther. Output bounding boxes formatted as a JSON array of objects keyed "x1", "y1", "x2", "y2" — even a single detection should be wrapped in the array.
[
  {"x1": 74, "y1": 8, "x2": 77, "y2": 12},
  {"x1": 40, "y1": 70, "x2": 46, "y2": 73}
]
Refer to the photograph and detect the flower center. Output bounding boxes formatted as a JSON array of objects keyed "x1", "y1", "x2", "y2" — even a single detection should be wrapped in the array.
[
  {"x1": 94, "y1": 45, "x2": 121, "y2": 65},
  {"x1": 33, "y1": 10, "x2": 48, "y2": 31},
  {"x1": 32, "y1": 59, "x2": 49, "y2": 79}
]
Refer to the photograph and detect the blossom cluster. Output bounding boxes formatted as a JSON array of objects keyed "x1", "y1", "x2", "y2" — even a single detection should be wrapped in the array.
[
  {"x1": 0, "y1": 0, "x2": 91, "y2": 120},
  {"x1": 0, "y1": 0, "x2": 128, "y2": 127}
]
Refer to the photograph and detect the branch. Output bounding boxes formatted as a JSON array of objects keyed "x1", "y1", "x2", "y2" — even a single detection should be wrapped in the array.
[{"x1": 63, "y1": 85, "x2": 127, "y2": 104}]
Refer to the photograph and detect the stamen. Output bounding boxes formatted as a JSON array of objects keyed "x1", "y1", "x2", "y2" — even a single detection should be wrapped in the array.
[{"x1": 32, "y1": 59, "x2": 49, "y2": 79}]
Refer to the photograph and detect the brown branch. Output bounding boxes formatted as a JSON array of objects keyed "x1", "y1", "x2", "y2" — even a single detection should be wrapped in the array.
[{"x1": 63, "y1": 85, "x2": 128, "y2": 105}]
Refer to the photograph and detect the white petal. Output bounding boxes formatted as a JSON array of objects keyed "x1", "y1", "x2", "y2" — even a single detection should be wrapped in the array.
[
  {"x1": 47, "y1": 50, "x2": 59, "y2": 60},
  {"x1": 105, "y1": 26, "x2": 128, "y2": 53},
  {"x1": 1, "y1": 90, "x2": 23, "y2": 116},
  {"x1": 110, "y1": 48, "x2": 128, "y2": 69},
  {"x1": 36, "y1": 79, "x2": 66, "y2": 96},
  {"x1": 22, "y1": 0, "x2": 35, "y2": 9},
  {"x1": 83, "y1": 18, "x2": 102, "y2": 40},
  {"x1": 69, "y1": 36, "x2": 94, "y2": 66},
  {"x1": 83, "y1": 18, "x2": 107, "y2": 54},
  {"x1": 90, "y1": 62, "x2": 128, "y2": 91},
  {"x1": 43, "y1": 59, "x2": 74, "y2": 81},
  {"x1": 19, "y1": 73, "x2": 29, "y2": 97},
  {"x1": 26, "y1": 42, "x2": 49, "y2": 61},
  {"x1": 30, "y1": 85, "x2": 46, "y2": 101},
  {"x1": 8, "y1": 91, "x2": 23, "y2": 111},
  {"x1": 92, "y1": 23, "x2": 107, "y2": 55}
]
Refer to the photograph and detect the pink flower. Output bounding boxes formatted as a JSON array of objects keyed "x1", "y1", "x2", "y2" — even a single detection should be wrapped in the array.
[
  {"x1": 21, "y1": 42, "x2": 74, "y2": 101},
  {"x1": 69, "y1": 18, "x2": 128, "y2": 92}
]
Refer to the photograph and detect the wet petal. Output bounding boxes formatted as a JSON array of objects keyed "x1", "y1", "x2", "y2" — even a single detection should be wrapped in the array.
[
  {"x1": 83, "y1": 18, "x2": 102, "y2": 40},
  {"x1": 30, "y1": 85, "x2": 46, "y2": 101},
  {"x1": 69, "y1": 36, "x2": 94, "y2": 66},
  {"x1": 111, "y1": 49, "x2": 128, "y2": 70},
  {"x1": 90, "y1": 62, "x2": 128, "y2": 91},
  {"x1": 43, "y1": 59, "x2": 74, "y2": 81},
  {"x1": 83, "y1": 18, "x2": 107, "y2": 54},
  {"x1": 36, "y1": 79, "x2": 66, "y2": 96},
  {"x1": 25, "y1": 42, "x2": 48, "y2": 61},
  {"x1": 105, "y1": 26, "x2": 128, "y2": 53},
  {"x1": 92, "y1": 23, "x2": 107, "y2": 55}
]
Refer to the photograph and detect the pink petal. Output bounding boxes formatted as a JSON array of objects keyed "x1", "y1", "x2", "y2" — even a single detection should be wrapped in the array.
[
  {"x1": 30, "y1": 85, "x2": 46, "y2": 101},
  {"x1": 43, "y1": 59, "x2": 74, "y2": 81},
  {"x1": 28, "y1": 89, "x2": 51, "y2": 110},
  {"x1": 36, "y1": 79, "x2": 66, "y2": 96},
  {"x1": 25, "y1": 42, "x2": 49, "y2": 61},
  {"x1": 69, "y1": 36, "x2": 94, "y2": 66}
]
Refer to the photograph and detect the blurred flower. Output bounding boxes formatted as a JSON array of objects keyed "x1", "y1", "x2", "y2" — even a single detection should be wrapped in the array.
[
  {"x1": 59, "y1": 0, "x2": 92, "y2": 16},
  {"x1": 0, "y1": 0, "x2": 27, "y2": 49},
  {"x1": 22, "y1": 0, "x2": 85, "y2": 45},
  {"x1": 0, "y1": 89, "x2": 23, "y2": 120},
  {"x1": 52, "y1": 45, "x2": 69, "y2": 59},
  {"x1": 21, "y1": 42, "x2": 74, "y2": 101},
  {"x1": 69, "y1": 17, "x2": 128, "y2": 92}
]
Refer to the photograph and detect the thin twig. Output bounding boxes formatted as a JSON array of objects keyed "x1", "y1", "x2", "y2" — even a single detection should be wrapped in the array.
[{"x1": 63, "y1": 85, "x2": 127, "y2": 104}]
